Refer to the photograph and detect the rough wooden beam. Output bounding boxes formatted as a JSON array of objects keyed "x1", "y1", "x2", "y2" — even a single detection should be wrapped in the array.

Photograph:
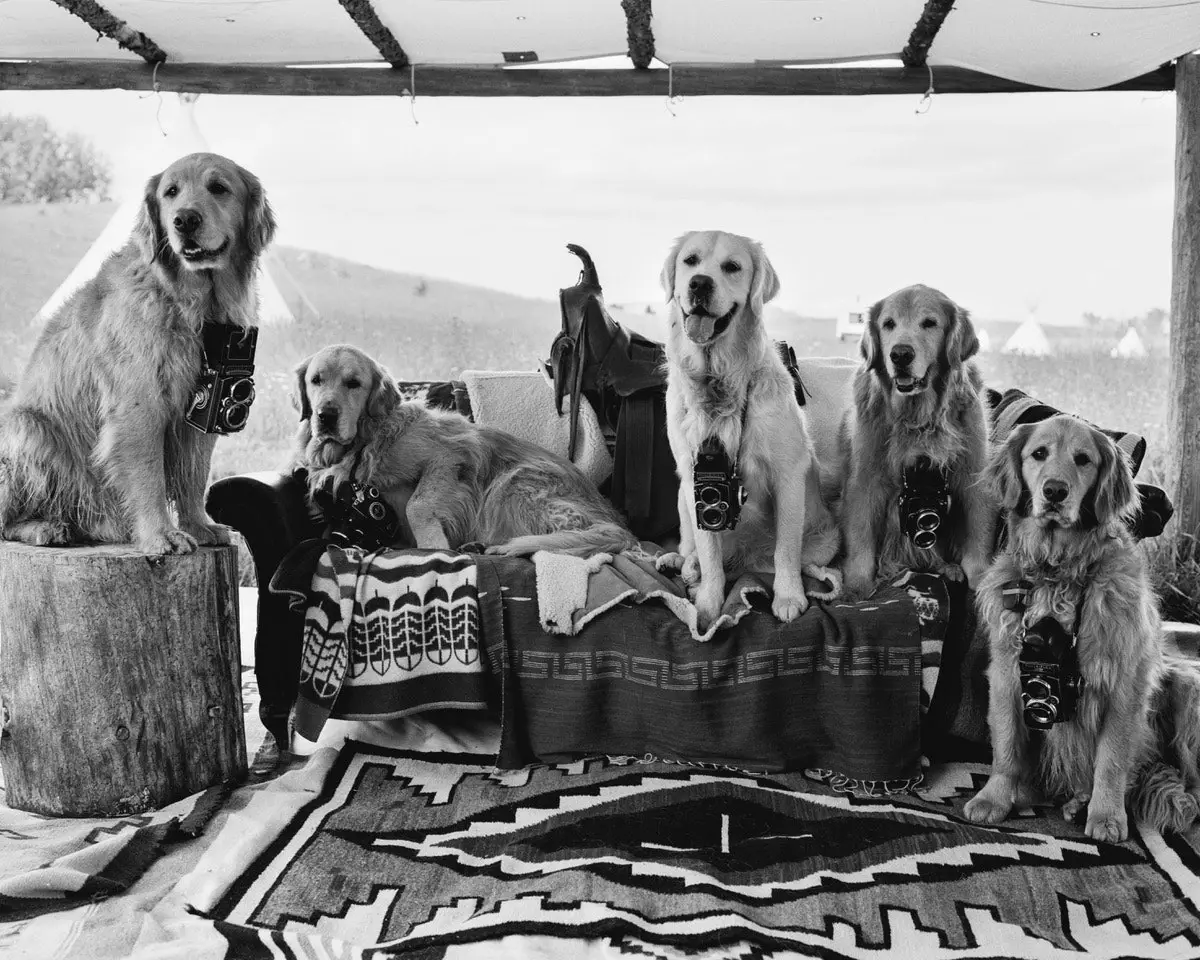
[
  {"x1": 1168, "y1": 53, "x2": 1200, "y2": 545},
  {"x1": 336, "y1": 0, "x2": 409, "y2": 68},
  {"x1": 621, "y1": 0, "x2": 655, "y2": 70},
  {"x1": 49, "y1": 0, "x2": 166, "y2": 64},
  {"x1": 901, "y1": 0, "x2": 956, "y2": 69},
  {"x1": 0, "y1": 60, "x2": 1176, "y2": 97}
]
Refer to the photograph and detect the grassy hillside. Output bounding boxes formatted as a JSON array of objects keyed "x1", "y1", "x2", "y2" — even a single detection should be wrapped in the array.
[{"x1": 0, "y1": 201, "x2": 1191, "y2": 618}]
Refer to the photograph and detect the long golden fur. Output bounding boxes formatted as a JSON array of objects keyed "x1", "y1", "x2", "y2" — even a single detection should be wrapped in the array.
[
  {"x1": 838, "y1": 283, "x2": 993, "y2": 599},
  {"x1": 291, "y1": 344, "x2": 639, "y2": 557},
  {"x1": 655, "y1": 231, "x2": 841, "y2": 632},
  {"x1": 0, "y1": 152, "x2": 275, "y2": 554},
  {"x1": 965, "y1": 415, "x2": 1200, "y2": 841}
]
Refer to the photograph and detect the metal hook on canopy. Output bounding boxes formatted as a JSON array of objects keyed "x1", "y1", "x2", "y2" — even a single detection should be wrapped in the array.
[
  {"x1": 400, "y1": 64, "x2": 420, "y2": 125},
  {"x1": 915, "y1": 63, "x2": 935, "y2": 116},
  {"x1": 665, "y1": 63, "x2": 682, "y2": 117}
]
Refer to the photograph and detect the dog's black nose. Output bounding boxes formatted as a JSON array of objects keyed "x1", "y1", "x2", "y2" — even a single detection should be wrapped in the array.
[
  {"x1": 316, "y1": 409, "x2": 338, "y2": 430},
  {"x1": 173, "y1": 208, "x2": 202, "y2": 234},
  {"x1": 688, "y1": 274, "x2": 713, "y2": 302},
  {"x1": 890, "y1": 344, "x2": 915, "y2": 368},
  {"x1": 1043, "y1": 479, "x2": 1069, "y2": 504}
]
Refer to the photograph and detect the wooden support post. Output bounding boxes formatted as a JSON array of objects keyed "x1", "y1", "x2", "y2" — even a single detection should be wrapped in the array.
[
  {"x1": 1168, "y1": 54, "x2": 1200, "y2": 546},
  {"x1": 0, "y1": 543, "x2": 246, "y2": 816}
]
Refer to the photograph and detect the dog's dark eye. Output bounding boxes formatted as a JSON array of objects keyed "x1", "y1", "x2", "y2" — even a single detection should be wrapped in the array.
[
  {"x1": 721, "y1": 260, "x2": 741, "y2": 274},
  {"x1": 921, "y1": 318, "x2": 938, "y2": 329},
  {"x1": 310, "y1": 374, "x2": 322, "y2": 386},
  {"x1": 345, "y1": 378, "x2": 362, "y2": 390},
  {"x1": 208, "y1": 182, "x2": 228, "y2": 196},
  {"x1": 1030, "y1": 446, "x2": 1048, "y2": 461},
  {"x1": 882, "y1": 318, "x2": 896, "y2": 331},
  {"x1": 1074, "y1": 453, "x2": 1091, "y2": 466},
  {"x1": 163, "y1": 184, "x2": 178, "y2": 199},
  {"x1": 683, "y1": 254, "x2": 700, "y2": 267}
]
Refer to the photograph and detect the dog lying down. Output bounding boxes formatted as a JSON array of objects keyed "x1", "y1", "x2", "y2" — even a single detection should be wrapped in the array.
[{"x1": 290, "y1": 344, "x2": 639, "y2": 557}]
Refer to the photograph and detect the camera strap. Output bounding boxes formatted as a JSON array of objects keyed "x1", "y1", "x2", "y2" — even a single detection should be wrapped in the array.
[{"x1": 1001, "y1": 577, "x2": 1086, "y2": 638}]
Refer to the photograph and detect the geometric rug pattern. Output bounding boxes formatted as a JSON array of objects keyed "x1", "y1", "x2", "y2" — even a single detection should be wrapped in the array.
[{"x1": 210, "y1": 741, "x2": 1200, "y2": 959}]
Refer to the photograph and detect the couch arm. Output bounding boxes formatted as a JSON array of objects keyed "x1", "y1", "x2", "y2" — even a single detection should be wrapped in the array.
[{"x1": 207, "y1": 471, "x2": 319, "y2": 748}]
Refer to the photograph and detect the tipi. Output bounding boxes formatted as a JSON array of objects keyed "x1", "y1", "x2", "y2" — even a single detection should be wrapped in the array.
[
  {"x1": 1003, "y1": 312, "x2": 1052, "y2": 356},
  {"x1": 34, "y1": 94, "x2": 299, "y2": 327},
  {"x1": 1111, "y1": 326, "x2": 1148, "y2": 359}
]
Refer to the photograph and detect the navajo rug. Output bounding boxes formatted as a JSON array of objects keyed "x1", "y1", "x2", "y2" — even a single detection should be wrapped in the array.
[{"x1": 209, "y1": 740, "x2": 1200, "y2": 959}]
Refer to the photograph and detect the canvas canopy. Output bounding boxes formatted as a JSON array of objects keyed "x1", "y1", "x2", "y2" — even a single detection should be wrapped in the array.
[{"x1": 2, "y1": 0, "x2": 1199, "y2": 95}]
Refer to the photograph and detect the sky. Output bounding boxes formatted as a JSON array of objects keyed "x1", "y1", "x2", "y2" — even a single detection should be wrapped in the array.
[{"x1": 0, "y1": 84, "x2": 1178, "y2": 323}]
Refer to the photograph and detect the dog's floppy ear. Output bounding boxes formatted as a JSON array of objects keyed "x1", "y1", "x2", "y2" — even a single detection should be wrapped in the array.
[
  {"x1": 988, "y1": 423, "x2": 1034, "y2": 515},
  {"x1": 861, "y1": 299, "x2": 886, "y2": 373},
  {"x1": 239, "y1": 164, "x2": 276, "y2": 259},
  {"x1": 291, "y1": 355, "x2": 313, "y2": 422},
  {"x1": 1084, "y1": 426, "x2": 1138, "y2": 529},
  {"x1": 365, "y1": 358, "x2": 401, "y2": 422},
  {"x1": 132, "y1": 173, "x2": 170, "y2": 268},
  {"x1": 944, "y1": 298, "x2": 980, "y2": 368},
  {"x1": 748, "y1": 242, "x2": 780, "y2": 315},
  {"x1": 659, "y1": 235, "x2": 686, "y2": 302}
]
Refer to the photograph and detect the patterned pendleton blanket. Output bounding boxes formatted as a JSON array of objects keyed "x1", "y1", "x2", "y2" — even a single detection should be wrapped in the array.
[{"x1": 279, "y1": 546, "x2": 950, "y2": 784}]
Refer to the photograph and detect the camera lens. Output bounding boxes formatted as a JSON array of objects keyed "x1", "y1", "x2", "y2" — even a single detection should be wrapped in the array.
[
  {"x1": 913, "y1": 528, "x2": 938, "y2": 549},
  {"x1": 700, "y1": 505, "x2": 725, "y2": 529},
  {"x1": 228, "y1": 378, "x2": 255, "y2": 404},
  {"x1": 1025, "y1": 701, "x2": 1056, "y2": 726},
  {"x1": 367, "y1": 502, "x2": 387, "y2": 521},
  {"x1": 699, "y1": 485, "x2": 722, "y2": 506},
  {"x1": 916, "y1": 509, "x2": 940, "y2": 532},
  {"x1": 1025, "y1": 677, "x2": 1053, "y2": 700},
  {"x1": 222, "y1": 401, "x2": 250, "y2": 431}
]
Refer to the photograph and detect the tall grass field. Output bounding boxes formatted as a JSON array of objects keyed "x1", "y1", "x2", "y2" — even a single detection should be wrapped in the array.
[{"x1": 1, "y1": 202, "x2": 1191, "y2": 620}]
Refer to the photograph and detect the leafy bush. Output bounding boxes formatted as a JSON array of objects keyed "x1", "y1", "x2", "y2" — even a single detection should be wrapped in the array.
[{"x1": 0, "y1": 113, "x2": 112, "y2": 204}]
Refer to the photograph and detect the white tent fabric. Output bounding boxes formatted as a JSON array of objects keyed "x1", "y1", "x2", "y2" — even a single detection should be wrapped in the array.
[
  {"x1": 34, "y1": 94, "x2": 296, "y2": 328},
  {"x1": 1003, "y1": 315, "x2": 1052, "y2": 356},
  {"x1": 4, "y1": 0, "x2": 1200, "y2": 91},
  {"x1": 1111, "y1": 327, "x2": 1148, "y2": 359}
]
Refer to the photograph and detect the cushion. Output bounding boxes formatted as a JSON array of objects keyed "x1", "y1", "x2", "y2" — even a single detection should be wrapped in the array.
[
  {"x1": 986, "y1": 387, "x2": 1146, "y2": 475},
  {"x1": 794, "y1": 356, "x2": 858, "y2": 469}
]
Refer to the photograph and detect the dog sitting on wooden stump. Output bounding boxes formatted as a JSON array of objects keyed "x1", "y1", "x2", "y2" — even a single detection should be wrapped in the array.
[{"x1": 0, "y1": 152, "x2": 275, "y2": 555}]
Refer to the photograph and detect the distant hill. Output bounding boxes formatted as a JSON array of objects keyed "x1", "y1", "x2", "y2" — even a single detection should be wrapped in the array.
[{"x1": 0, "y1": 201, "x2": 1166, "y2": 388}]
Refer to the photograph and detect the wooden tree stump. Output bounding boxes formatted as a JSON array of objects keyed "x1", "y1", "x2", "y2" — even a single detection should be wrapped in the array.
[{"x1": 0, "y1": 543, "x2": 246, "y2": 816}]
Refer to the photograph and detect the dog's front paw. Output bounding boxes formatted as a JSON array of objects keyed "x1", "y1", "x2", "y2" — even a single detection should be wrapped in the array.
[
  {"x1": 772, "y1": 588, "x2": 808, "y2": 623},
  {"x1": 183, "y1": 520, "x2": 233, "y2": 546},
  {"x1": 964, "y1": 775, "x2": 1016, "y2": 824},
  {"x1": 961, "y1": 555, "x2": 990, "y2": 588},
  {"x1": 938, "y1": 562, "x2": 965, "y2": 583},
  {"x1": 964, "y1": 790, "x2": 1014, "y2": 825},
  {"x1": 1062, "y1": 793, "x2": 1090, "y2": 824},
  {"x1": 655, "y1": 551, "x2": 684, "y2": 573},
  {"x1": 1084, "y1": 805, "x2": 1128, "y2": 843},
  {"x1": 4, "y1": 519, "x2": 71, "y2": 546},
  {"x1": 694, "y1": 582, "x2": 724, "y2": 633},
  {"x1": 842, "y1": 558, "x2": 876, "y2": 601},
  {"x1": 138, "y1": 527, "x2": 198, "y2": 556}
]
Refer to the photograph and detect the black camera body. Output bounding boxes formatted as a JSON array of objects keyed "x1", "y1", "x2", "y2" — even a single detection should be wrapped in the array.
[
  {"x1": 1019, "y1": 615, "x2": 1083, "y2": 730},
  {"x1": 185, "y1": 323, "x2": 258, "y2": 435},
  {"x1": 694, "y1": 439, "x2": 747, "y2": 532},
  {"x1": 899, "y1": 457, "x2": 952, "y2": 549},
  {"x1": 314, "y1": 475, "x2": 402, "y2": 552}
]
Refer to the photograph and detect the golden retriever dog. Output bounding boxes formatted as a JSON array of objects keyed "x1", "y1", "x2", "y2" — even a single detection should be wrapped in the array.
[
  {"x1": 291, "y1": 344, "x2": 639, "y2": 557},
  {"x1": 965, "y1": 415, "x2": 1200, "y2": 841},
  {"x1": 655, "y1": 231, "x2": 841, "y2": 631},
  {"x1": 838, "y1": 284, "x2": 993, "y2": 599},
  {"x1": 0, "y1": 152, "x2": 275, "y2": 554}
]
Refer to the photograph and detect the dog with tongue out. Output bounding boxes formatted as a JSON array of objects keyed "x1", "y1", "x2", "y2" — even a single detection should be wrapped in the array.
[{"x1": 656, "y1": 230, "x2": 843, "y2": 634}]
